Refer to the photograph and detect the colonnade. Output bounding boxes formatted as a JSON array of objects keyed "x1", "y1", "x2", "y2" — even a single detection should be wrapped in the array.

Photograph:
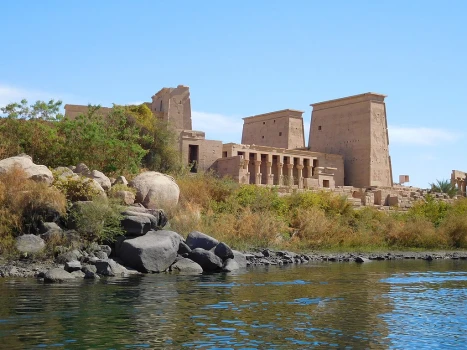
[{"x1": 238, "y1": 152, "x2": 317, "y2": 188}]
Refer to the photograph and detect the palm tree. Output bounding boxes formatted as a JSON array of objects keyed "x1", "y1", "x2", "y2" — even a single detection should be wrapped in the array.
[{"x1": 429, "y1": 179, "x2": 458, "y2": 198}]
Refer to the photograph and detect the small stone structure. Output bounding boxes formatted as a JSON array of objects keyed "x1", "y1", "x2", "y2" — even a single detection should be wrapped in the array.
[{"x1": 451, "y1": 170, "x2": 467, "y2": 196}]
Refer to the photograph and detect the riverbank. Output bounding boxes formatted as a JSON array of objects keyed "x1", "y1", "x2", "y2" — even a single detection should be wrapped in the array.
[{"x1": 2, "y1": 248, "x2": 467, "y2": 279}]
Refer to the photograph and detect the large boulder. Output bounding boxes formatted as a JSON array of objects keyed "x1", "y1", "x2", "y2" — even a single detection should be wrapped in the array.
[
  {"x1": 121, "y1": 208, "x2": 168, "y2": 236},
  {"x1": 118, "y1": 230, "x2": 181, "y2": 273},
  {"x1": 15, "y1": 234, "x2": 45, "y2": 254},
  {"x1": 88, "y1": 170, "x2": 111, "y2": 191},
  {"x1": 189, "y1": 248, "x2": 223, "y2": 272},
  {"x1": 44, "y1": 268, "x2": 76, "y2": 283},
  {"x1": 129, "y1": 171, "x2": 179, "y2": 209},
  {"x1": 213, "y1": 242, "x2": 234, "y2": 261},
  {"x1": 223, "y1": 258, "x2": 240, "y2": 272},
  {"x1": 171, "y1": 258, "x2": 203, "y2": 274},
  {"x1": 0, "y1": 154, "x2": 53, "y2": 185},
  {"x1": 186, "y1": 231, "x2": 219, "y2": 250}
]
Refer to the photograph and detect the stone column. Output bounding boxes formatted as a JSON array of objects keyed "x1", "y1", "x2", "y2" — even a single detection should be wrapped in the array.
[
  {"x1": 286, "y1": 163, "x2": 294, "y2": 186},
  {"x1": 254, "y1": 160, "x2": 262, "y2": 185},
  {"x1": 296, "y1": 164, "x2": 304, "y2": 189},
  {"x1": 277, "y1": 161, "x2": 284, "y2": 186},
  {"x1": 305, "y1": 159, "x2": 312, "y2": 179}
]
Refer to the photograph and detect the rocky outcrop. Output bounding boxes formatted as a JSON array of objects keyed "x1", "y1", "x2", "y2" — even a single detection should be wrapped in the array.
[
  {"x1": 129, "y1": 171, "x2": 180, "y2": 209},
  {"x1": 15, "y1": 234, "x2": 45, "y2": 254},
  {"x1": 118, "y1": 230, "x2": 181, "y2": 273},
  {"x1": 120, "y1": 207, "x2": 168, "y2": 236},
  {"x1": 0, "y1": 154, "x2": 54, "y2": 185}
]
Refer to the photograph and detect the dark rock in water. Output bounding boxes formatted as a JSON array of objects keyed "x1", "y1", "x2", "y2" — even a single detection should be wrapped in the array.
[
  {"x1": 423, "y1": 255, "x2": 433, "y2": 261},
  {"x1": 232, "y1": 250, "x2": 248, "y2": 268},
  {"x1": 186, "y1": 231, "x2": 219, "y2": 250},
  {"x1": 15, "y1": 234, "x2": 45, "y2": 254},
  {"x1": 171, "y1": 258, "x2": 203, "y2": 274},
  {"x1": 118, "y1": 230, "x2": 181, "y2": 273},
  {"x1": 82, "y1": 265, "x2": 97, "y2": 274},
  {"x1": 223, "y1": 258, "x2": 240, "y2": 272},
  {"x1": 178, "y1": 241, "x2": 192, "y2": 255},
  {"x1": 189, "y1": 248, "x2": 223, "y2": 272},
  {"x1": 44, "y1": 268, "x2": 76, "y2": 283},
  {"x1": 213, "y1": 242, "x2": 234, "y2": 261},
  {"x1": 64, "y1": 261, "x2": 82, "y2": 272},
  {"x1": 262, "y1": 249, "x2": 271, "y2": 257},
  {"x1": 95, "y1": 259, "x2": 127, "y2": 276},
  {"x1": 355, "y1": 256, "x2": 371, "y2": 263}
]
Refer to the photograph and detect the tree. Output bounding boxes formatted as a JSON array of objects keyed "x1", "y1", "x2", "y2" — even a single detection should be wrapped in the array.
[
  {"x1": 430, "y1": 179, "x2": 458, "y2": 198},
  {"x1": 1, "y1": 99, "x2": 63, "y2": 121}
]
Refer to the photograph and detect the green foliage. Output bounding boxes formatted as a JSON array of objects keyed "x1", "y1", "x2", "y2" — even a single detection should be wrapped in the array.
[
  {"x1": 406, "y1": 195, "x2": 449, "y2": 227},
  {"x1": 69, "y1": 198, "x2": 124, "y2": 243},
  {"x1": 1, "y1": 99, "x2": 63, "y2": 121},
  {"x1": 430, "y1": 179, "x2": 458, "y2": 198},
  {"x1": 53, "y1": 175, "x2": 102, "y2": 202}
]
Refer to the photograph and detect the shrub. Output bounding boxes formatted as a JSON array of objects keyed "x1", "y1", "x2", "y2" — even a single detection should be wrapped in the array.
[
  {"x1": 54, "y1": 175, "x2": 102, "y2": 202},
  {"x1": 386, "y1": 217, "x2": 447, "y2": 248},
  {"x1": 0, "y1": 167, "x2": 67, "y2": 252},
  {"x1": 440, "y1": 213, "x2": 467, "y2": 248},
  {"x1": 68, "y1": 198, "x2": 124, "y2": 243}
]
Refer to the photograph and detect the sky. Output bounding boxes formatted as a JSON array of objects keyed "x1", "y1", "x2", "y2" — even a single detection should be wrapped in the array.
[{"x1": 1, "y1": 0, "x2": 466, "y2": 188}]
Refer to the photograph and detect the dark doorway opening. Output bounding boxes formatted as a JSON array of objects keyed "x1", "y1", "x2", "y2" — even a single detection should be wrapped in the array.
[{"x1": 189, "y1": 145, "x2": 199, "y2": 173}]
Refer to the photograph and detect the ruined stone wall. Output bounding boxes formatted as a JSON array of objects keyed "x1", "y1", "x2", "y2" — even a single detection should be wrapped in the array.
[
  {"x1": 151, "y1": 85, "x2": 192, "y2": 130},
  {"x1": 64, "y1": 104, "x2": 112, "y2": 120},
  {"x1": 309, "y1": 93, "x2": 392, "y2": 188},
  {"x1": 241, "y1": 110, "x2": 305, "y2": 149},
  {"x1": 180, "y1": 133, "x2": 223, "y2": 172}
]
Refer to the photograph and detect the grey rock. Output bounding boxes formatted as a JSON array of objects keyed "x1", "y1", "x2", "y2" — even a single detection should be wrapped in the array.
[
  {"x1": 113, "y1": 190, "x2": 135, "y2": 205},
  {"x1": 44, "y1": 268, "x2": 76, "y2": 283},
  {"x1": 178, "y1": 241, "x2": 192, "y2": 255},
  {"x1": 129, "y1": 171, "x2": 180, "y2": 209},
  {"x1": 0, "y1": 154, "x2": 54, "y2": 185},
  {"x1": 82, "y1": 265, "x2": 97, "y2": 274},
  {"x1": 71, "y1": 270, "x2": 85, "y2": 278},
  {"x1": 56, "y1": 249, "x2": 83, "y2": 264},
  {"x1": 94, "y1": 251, "x2": 108, "y2": 260},
  {"x1": 223, "y1": 258, "x2": 240, "y2": 272},
  {"x1": 99, "y1": 245, "x2": 112, "y2": 257},
  {"x1": 74, "y1": 163, "x2": 90, "y2": 175},
  {"x1": 171, "y1": 258, "x2": 203, "y2": 274},
  {"x1": 95, "y1": 259, "x2": 126, "y2": 276},
  {"x1": 189, "y1": 248, "x2": 223, "y2": 272},
  {"x1": 15, "y1": 234, "x2": 45, "y2": 254},
  {"x1": 88, "y1": 170, "x2": 111, "y2": 191},
  {"x1": 84, "y1": 270, "x2": 100, "y2": 279},
  {"x1": 186, "y1": 231, "x2": 219, "y2": 250},
  {"x1": 118, "y1": 230, "x2": 181, "y2": 273},
  {"x1": 232, "y1": 250, "x2": 248, "y2": 268},
  {"x1": 114, "y1": 175, "x2": 128, "y2": 186},
  {"x1": 64, "y1": 261, "x2": 82, "y2": 272},
  {"x1": 213, "y1": 242, "x2": 234, "y2": 261},
  {"x1": 39, "y1": 222, "x2": 63, "y2": 235},
  {"x1": 121, "y1": 215, "x2": 152, "y2": 236}
]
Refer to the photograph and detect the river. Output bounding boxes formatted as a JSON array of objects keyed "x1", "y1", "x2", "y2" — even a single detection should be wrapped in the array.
[{"x1": 0, "y1": 259, "x2": 466, "y2": 349}]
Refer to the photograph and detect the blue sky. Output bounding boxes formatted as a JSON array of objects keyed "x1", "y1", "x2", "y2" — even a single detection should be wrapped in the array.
[{"x1": 1, "y1": 0, "x2": 465, "y2": 187}]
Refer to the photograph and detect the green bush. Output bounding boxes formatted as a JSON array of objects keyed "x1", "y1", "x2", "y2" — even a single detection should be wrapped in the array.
[
  {"x1": 54, "y1": 175, "x2": 102, "y2": 202},
  {"x1": 69, "y1": 198, "x2": 124, "y2": 243}
]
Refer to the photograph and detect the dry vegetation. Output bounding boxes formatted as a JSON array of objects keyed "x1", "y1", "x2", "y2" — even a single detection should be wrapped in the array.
[{"x1": 170, "y1": 172, "x2": 467, "y2": 251}]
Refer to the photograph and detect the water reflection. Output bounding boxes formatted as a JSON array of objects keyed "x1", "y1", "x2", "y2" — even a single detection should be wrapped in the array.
[{"x1": 0, "y1": 260, "x2": 465, "y2": 348}]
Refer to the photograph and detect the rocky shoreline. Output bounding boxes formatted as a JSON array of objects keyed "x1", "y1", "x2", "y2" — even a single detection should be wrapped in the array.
[{"x1": 2, "y1": 247, "x2": 467, "y2": 279}]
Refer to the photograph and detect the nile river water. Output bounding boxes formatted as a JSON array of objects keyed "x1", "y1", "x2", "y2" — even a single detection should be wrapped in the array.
[{"x1": 0, "y1": 259, "x2": 466, "y2": 349}]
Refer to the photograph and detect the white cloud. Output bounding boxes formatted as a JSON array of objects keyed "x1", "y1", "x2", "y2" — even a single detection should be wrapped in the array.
[
  {"x1": 389, "y1": 125, "x2": 461, "y2": 145},
  {"x1": 192, "y1": 111, "x2": 243, "y2": 143},
  {"x1": 0, "y1": 83, "x2": 76, "y2": 108}
]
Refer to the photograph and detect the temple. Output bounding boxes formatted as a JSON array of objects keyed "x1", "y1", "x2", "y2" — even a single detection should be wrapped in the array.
[{"x1": 64, "y1": 85, "x2": 395, "y2": 193}]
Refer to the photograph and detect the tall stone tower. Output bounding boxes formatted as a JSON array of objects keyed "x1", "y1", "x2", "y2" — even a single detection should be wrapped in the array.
[
  {"x1": 308, "y1": 93, "x2": 393, "y2": 188},
  {"x1": 151, "y1": 85, "x2": 192, "y2": 130},
  {"x1": 241, "y1": 109, "x2": 305, "y2": 149}
]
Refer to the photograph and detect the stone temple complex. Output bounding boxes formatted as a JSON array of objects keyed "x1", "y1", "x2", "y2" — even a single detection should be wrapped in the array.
[{"x1": 66, "y1": 85, "x2": 453, "y2": 208}]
